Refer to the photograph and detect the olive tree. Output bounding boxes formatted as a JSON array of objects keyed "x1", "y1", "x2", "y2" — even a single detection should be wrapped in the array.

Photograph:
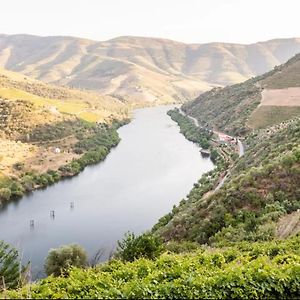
[{"x1": 44, "y1": 244, "x2": 88, "y2": 277}]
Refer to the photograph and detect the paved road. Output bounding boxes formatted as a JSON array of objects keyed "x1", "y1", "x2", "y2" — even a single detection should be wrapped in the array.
[{"x1": 179, "y1": 108, "x2": 245, "y2": 158}]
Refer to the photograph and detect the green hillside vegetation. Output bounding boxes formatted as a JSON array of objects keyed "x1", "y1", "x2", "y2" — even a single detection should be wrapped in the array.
[
  {"x1": 182, "y1": 53, "x2": 300, "y2": 135},
  {"x1": 154, "y1": 115, "x2": 300, "y2": 245},
  {"x1": 4, "y1": 236, "x2": 300, "y2": 299},
  {"x1": 2, "y1": 42, "x2": 300, "y2": 298},
  {"x1": 167, "y1": 108, "x2": 212, "y2": 149}
]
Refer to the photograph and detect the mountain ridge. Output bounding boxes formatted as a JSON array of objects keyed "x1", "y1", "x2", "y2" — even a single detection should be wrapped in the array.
[{"x1": 1, "y1": 34, "x2": 300, "y2": 103}]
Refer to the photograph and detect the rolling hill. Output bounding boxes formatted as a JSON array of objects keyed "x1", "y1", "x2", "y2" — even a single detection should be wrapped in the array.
[
  {"x1": 0, "y1": 68, "x2": 129, "y2": 203},
  {"x1": 1, "y1": 34, "x2": 300, "y2": 103}
]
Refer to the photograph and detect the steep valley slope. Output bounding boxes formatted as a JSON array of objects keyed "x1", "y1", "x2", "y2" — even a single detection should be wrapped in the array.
[
  {"x1": 182, "y1": 53, "x2": 300, "y2": 135},
  {"x1": 154, "y1": 52, "x2": 300, "y2": 245}
]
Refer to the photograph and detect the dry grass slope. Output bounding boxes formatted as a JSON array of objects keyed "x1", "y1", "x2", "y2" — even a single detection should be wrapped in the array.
[{"x1": 1, "y1": 34, "x2": 300, "y2": 103}]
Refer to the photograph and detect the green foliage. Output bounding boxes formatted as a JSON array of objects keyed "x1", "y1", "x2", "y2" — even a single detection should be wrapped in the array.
[
  {"x1": 0, "y1": 241, "x2": 20, "y2": 290},
  {"x1": 154, "y1": 116, "x2": 300, "y2": 245},
  {"x1": 165, "y1": 240, "x2": 201, "y2": 253},
  {"x1": 6, "y1": 236, "x2": 300, "y2": 299},
  {"x1": 182, "y1": 81, "x2": 261, "y2": 136},
  {"x1": 168, "y1": 108, "x2": 212, "y2": 149},
  {"x1": 0, "y1": 188, "x2": 11, "y2": 202},
  {"x1": 115, "y1": 232, "x2": 164, "y2": 262},
  {"x1": 44, "y1": 244, "x2": 88, "y2": 277}
]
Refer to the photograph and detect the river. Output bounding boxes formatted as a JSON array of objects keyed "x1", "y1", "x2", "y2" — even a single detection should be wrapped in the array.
[{"x1": 0, "y1": 105, "x2": 214, "y2": 277}]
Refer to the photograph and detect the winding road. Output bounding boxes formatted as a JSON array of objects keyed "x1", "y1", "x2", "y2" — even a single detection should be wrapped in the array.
[{"x1": 178, "y1": 108, "x2": 246, "y2": 191}]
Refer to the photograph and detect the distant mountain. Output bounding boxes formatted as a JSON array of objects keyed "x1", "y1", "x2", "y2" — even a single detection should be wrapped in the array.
[
  {"x1": 0, "y1": 34, "x2": 300, "y2": 103},
  {"x1": 182, "y1": 52, "x2": 300, "y2": 135}
]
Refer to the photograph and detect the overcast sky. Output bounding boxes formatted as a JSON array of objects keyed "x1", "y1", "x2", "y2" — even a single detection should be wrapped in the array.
[{"x1": 1, "y1": 0, "x2": 300, "y2": 44}]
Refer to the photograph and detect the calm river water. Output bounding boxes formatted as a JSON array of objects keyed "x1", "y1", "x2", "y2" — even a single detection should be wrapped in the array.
[{"x1": 0, "y1": 105, "x2": 214, "y2": 277}]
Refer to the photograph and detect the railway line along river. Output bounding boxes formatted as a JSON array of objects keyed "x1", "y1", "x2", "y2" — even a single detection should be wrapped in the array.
[{"x1": 0, "y1": 105, "x2": 214, "y2": 277}]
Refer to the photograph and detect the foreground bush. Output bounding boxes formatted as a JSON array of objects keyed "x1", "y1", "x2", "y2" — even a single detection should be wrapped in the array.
[
  {"x1": 44, "y1": 244, "x2": 88, "y2": 277},
  {"x1": 5, "y1": 236, "x2": 300, "y2": 298},
  {"x1": 115, "y1": 232, "x2": 164, "y2": 262}
]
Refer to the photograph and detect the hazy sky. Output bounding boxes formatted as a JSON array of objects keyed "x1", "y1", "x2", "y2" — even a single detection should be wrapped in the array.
[{"x1": 1, "y1": 0, "x2": 300, "y2": 44}]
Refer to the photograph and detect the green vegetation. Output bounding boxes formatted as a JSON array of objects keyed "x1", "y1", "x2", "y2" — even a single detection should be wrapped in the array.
[
  {"x1": 167, "y1": 108, "x2": 212, "y2": 149},
  {"x1": 0, "y1": 241, "x2": 21, "y2": 289},
  {"x1": 154, "y1": 114, "x2": 300, "y2": 245},
  {"x1": 115, "y1": 232, "x2": 164, "y2": 262},
  {"x1": 182, "y1": 82, "x2": 261, "y2": 136},
  {"x1": 4, "y1": 236, "x2": 300, "y2": 298},
  {"x1": 45, "y1": 245, "x2": 88, "y2": 277}
]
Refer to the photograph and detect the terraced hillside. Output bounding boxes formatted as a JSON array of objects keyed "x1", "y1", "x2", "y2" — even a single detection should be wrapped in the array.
[
  {"x1": 0, "y1": 68, "x2": 129, "y2": 203},
  {"x1": 1, "y1": 34, "x2": 300, "y2": 103},
  {"x1": 182, "y1": 53, "x2": 300, "y2": 135}
]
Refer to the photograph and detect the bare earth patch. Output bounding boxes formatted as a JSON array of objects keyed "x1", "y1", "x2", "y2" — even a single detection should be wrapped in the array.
[
  {"x1": 261, "y1": 88, "x2": 300, "y2": 106},
  {"x1": 0, "y1": 139, "x2": 37, "y2": 174},
  {"x1": 26, "y1": 149, "x2": 79, "y2": 174}
]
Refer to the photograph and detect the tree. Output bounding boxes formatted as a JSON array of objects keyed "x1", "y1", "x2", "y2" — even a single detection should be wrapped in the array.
[
  {"x1": 0, "y1": 240, "x2": 21, "y2": 290},
  {"x1": 0, "y1": 188, "x2": 11, "y2": 202},
  {"x1": 115, "y1": 232, "x2": 163, "y2": 262},
  {"x1": 44, "y1": 244, "x2": 88, "y2": 277}
]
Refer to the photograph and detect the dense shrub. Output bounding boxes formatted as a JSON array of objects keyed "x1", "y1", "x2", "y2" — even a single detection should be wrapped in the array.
[
  {"x1": 44, "y1": 244, "x2": 88, "y2": 277},
  {"x1": 115, "y1": 232, "x2": 164, "y2": 262},
  {"x1": 167, "y1": 108, "x2": 212, "y2": 149},
  {"x1": 0, "y1": 188, "x2": 11, "y2": 202}
]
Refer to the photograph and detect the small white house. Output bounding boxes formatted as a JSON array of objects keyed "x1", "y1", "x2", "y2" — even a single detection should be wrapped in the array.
[{"x1": 54, "y1": 147, "x2": 61, "y2": 154}]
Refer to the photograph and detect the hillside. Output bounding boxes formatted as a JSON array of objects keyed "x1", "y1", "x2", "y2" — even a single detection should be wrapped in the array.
[
  {"x1": 1, "y1": 34, "x2": 300, "y2": 103},
  {"x1": 182, "y1": 53, "x2": 300, "y2": 135},
  {"x1": 153, "y1": 54, "x2": 300, "y2": 245},
  {"x1": 0, "y1": 68, "x2": 129, "y2": 203},
  {"x1": 4, "y1": 236, "x2": 300, "y2": 298}
]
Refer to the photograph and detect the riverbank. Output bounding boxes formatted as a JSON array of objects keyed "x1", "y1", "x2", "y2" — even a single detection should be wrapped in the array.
[
  {"x1": 0, "y1": 118, "x2": 129, "y2": 205},
  {"x1": 152, "y1": 107, "x2": 241, "y2": 236},
  {"x1": 0, "y1": 105, "x2": 215, "y2": 276}
]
